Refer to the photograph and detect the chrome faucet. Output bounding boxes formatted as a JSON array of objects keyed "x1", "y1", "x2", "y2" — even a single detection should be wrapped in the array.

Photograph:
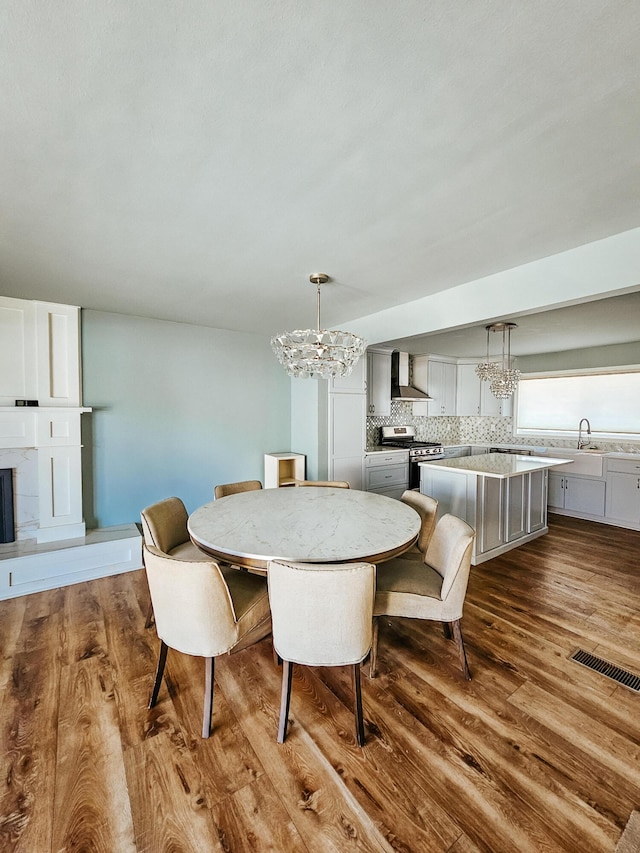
[{"x1": 577, "y1": 418, "x2": 591, "y2": 449}]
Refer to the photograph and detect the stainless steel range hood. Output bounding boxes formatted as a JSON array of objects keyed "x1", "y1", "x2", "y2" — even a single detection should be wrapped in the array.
[{"x1": 391, "y1": 351, "x2": 432, "y2": 401}]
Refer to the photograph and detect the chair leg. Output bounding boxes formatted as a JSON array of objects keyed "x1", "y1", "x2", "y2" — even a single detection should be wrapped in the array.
[
  {"x1": 353, "y1": 663, "x2": 365, "y2": 746},
  {"x1": 451, "y1": 619, "x2": 471, "y2": 680},
  {"x1": 202, "y1": 657, "x2": 215, "y2": 738},
  {"x1": 369, "y1": 616, "x2": 380, "y2": 678},
  {"x1": 442, "y1": 621, "x2": 452, "y2": 639},
  {"x1": 148, "y1": 640, "x2": 168, "y2": 709},
  {"x1": 277, "y1": 660, "x2": 293, "y2": 743},
  {"x1": 144, "y1": 600, "x2": 154, "y2": 629},
  {"x1": 272, "y1": 641, "x2": 282, "y2": 667}
]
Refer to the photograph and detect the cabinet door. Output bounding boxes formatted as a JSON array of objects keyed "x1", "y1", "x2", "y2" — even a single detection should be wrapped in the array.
[
  {"x1": 548, "y1": 473, "x2": 565, "y2": 509},
  {"x1": 425, "y1": 359, "x2": 456, "y2": 416},
  {"x1": 330, "y1": 393, "x2": 365, "y2": 458},
  {"x1": 605, "y1": 472, "x2": 640, "y2": 523},
  {"x1": 332, "y1": 456, "x2": 364, "y2": 491},
  {"x1": 329, "y1": 392, "x2": 365, "y2": 490},
  {"x1": 367, "y1": 350, "x2": 391, "y2": 416},
  {"x1": 480, "y1": 379, "x2": 503, "y2": 417},
  {"x1": 456, "y1": 364, "x2": 481, "y2": 416},
  {"x1": 564, "y1": 476, "x2": 605, "y2": 516},
  {"x1": 330, "y1": 354, "x2": 366, "y2": 393}
]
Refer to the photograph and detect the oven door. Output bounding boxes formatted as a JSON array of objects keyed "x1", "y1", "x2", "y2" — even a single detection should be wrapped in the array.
[
  {"x1": 410, "y1": 454, "x2": 444, "y2": 489},
  {"x1": 409, "y1": 457, "x2": 422, "y2": 490}
]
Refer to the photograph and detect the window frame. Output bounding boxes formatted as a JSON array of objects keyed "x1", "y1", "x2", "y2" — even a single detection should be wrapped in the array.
[{"x1": 513, "y1": 364, "x2": 640, "y2": 442}]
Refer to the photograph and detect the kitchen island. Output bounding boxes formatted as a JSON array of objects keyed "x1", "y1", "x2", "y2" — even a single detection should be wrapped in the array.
[{"x1": 419, "y1": 453, "x2": 571, "y2": 564}]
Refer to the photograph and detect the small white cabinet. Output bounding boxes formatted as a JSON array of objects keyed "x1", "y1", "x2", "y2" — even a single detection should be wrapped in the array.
[
  {"x1": 365, "y1": 451, "x2": 409, "y2": 500},
  {"x1": 366, "y1": 348, "x2": 392, "y2": 416},
  {"x1": 548, "y1": 473, "x2": 605, "y2": 517},
  {"x1": 456, "y1": 361, "x2": 512, "y2": 417},
  {"x1": 412, "y1": 355, "x2": 456, "y2": 417},
  {"x1": 605, "y1": 458, "x2": 640, "y2": 528}
]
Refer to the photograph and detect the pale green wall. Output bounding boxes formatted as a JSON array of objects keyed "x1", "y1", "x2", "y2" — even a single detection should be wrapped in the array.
[
  {"x1": 290, "y1": 377, "x2": 329, "y2": 481},
  {"x1": 81, "y1": 310, "x2": 291, "y2": 526}
]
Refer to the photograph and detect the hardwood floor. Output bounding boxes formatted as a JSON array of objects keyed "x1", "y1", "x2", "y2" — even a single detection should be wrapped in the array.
[{"x1": 1, "y1": 515, "x2": 638, "y2": 852}]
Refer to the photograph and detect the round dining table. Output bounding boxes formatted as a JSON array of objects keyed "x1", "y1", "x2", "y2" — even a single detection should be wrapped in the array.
[{"x1": 188, "y1": 486, "x2": 420, "y2": 571}]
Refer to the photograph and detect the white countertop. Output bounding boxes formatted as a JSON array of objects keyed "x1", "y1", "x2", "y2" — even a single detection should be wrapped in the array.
[{"x1": 419, "y1": 452, "x2": 573, "y2": 479}]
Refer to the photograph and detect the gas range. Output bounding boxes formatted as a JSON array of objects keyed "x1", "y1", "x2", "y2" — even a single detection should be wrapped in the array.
[{"x1": 379, "y1": 426, "x2": 444, "y2": 460}]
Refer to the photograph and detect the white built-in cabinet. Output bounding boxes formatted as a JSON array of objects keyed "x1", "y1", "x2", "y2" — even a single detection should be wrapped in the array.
[
  {"x1": 366, "y1": 347, "x2": 392, "y2": 416},
  {"x1": 605, "y1": 458, "x2": 640, "y2": 527},
  {"x1": 548, "y1": 472, "x2": 606, "y2": 517},
  {"x1": 328, "y1": 356, "x2": 366, "y2": 489},
  {"x1": 456, "y1": 361, "x2": 512, "y2": 417},
  {"x1": 0, "y1": 297, "x2": 90, "y2": 543},
  {"x1": 0, "y1": 297, "x2": 81, "y2": 407},
  {"x1": 412, "y1": 355, "x2": 456, "y2": 417}
]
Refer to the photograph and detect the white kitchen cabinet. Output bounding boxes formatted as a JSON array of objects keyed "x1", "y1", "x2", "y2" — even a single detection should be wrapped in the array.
[
  {"x1": 548, "y1": 472, "x2": 605, "y2": 517},
  {"x1": 605, "y1": 458, "x2": 640, "y2": 527},
  {"x1": 366, "y1": 348, "x2": 392, "y2": 416},
  {"x1": 413, "y1": 355, "x2": 456, "y2": 417},
  {"x1": 329, "y1": 354, "x2": 366, "y2": 394},
  {"x1": 456, "y1": 361, "x2": 512, "y2": 416},
  {"x1": 328, "y1": 388, "x2": 366, "y2": 490},
  {"x1": 364, "y1": 451, "x2": 409, "y2": 500},
  {"x1": 421, "y1": 463, "x2": 552, "y2": 564}
]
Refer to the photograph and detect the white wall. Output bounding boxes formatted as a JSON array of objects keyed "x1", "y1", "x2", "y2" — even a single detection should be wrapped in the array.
[{"x1": 82, "y1": 310, "x2": 291, "y2": 526}]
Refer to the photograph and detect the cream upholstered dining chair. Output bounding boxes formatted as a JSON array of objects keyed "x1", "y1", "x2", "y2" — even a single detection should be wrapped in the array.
[
  {"x1": 267, "y1": 559, "x2": 375, "y2": 746},
  {"x1": 214, "y1": 480, "x2": 262, "y2": 499},
  {"x1": 140, "y1": 496, "x2": 210, "y2": 628},
  {"x1": 370, "y1": 513, "x2": 475, "y2": 680},
  {"x1": 144, "y1": 544, "x2": 271, "y2": 738},
  {"x1": 397, "y1": 491, "x2": 438, "y2": 557},
  {"x1": 295, "y1": 480, "x2": 350, "y2": 488}
]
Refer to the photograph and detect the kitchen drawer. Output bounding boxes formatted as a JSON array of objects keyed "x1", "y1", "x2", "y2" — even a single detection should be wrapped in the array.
[
  {"x1": 366, "y1": 464, "x2": 408, "y2": 490},
  {"x1": 607, "y1": 458, "x2": 640, "y2": 475},
  {"x1": 365, "y1": 451, "x2": 409, "y2": 467}
]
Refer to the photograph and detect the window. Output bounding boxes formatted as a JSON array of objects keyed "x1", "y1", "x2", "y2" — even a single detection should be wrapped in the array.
[{"x1": 515, "y1": 368, "x2": 640, "y2": 438}]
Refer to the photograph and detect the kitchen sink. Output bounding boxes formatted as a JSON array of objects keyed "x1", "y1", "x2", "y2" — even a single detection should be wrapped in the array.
[{"x1": 539, "y1": 448, "x2": 604, "y2": 476}]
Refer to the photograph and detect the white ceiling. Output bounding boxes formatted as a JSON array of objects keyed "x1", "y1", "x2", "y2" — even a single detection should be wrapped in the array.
[{"x1": 2, "y1": 1, "x2": 640, "y2": 348}]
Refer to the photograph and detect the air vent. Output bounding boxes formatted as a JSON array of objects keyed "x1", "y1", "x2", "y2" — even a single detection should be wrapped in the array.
[{"x1": 570, "y1": 649, "x2": 640, "y2": 692}]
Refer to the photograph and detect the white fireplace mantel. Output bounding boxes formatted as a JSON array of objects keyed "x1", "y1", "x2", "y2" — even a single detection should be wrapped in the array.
[{"x1": 0, "y1": 406, "x2": 92, "y2": 543}]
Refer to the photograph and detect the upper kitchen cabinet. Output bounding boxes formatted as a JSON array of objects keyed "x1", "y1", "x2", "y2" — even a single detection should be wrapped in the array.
[
  {"x1": 366, "y1": 347, "x2": 392, "y2": 416},
  {"x1": 329, "y1": 353, "x2": 366, "y2": 394},
  {"x1": 412, "y1": 355, "x2": 456, "y2": 417},
  {"x1": 456, "y1": 361, "x2": 512, "y2": 417},
  {"x1": 0, "y1": 297, "x2": 82, "y2": 407}
]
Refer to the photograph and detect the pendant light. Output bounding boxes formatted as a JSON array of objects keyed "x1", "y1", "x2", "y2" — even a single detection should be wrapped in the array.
[
  {"x1": 271, "y1": 274, "x2": 366, "y2": 379},
  {"x1": 487, "y1": 322, "x2": 520, "y2": 399},
  {"x1": 475, "y1": 322, "x2": 520, "y2": 398}
]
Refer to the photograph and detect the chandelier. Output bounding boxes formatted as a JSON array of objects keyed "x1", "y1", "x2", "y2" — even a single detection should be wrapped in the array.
[
  {"x1": 271, "y1": 274, "x2": 367, "y2": 379},
  {"x1": 475, "y1": 322, "x2": 520, "y2": 399}
]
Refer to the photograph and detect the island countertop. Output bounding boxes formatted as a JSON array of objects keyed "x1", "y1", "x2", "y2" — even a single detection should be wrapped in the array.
[{"x1": 419, "y1": 452, "x2": 572, "y2": 479}]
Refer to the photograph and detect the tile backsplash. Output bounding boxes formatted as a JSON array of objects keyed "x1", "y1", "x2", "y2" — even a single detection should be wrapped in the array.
[{"x1": 366, "y1": 403, "x2": 639, "y2": 453}]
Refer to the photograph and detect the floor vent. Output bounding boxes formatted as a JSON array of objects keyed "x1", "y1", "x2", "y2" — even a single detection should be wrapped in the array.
[{"x1": 570, "y1": 649, "x2": 640, "y2": 693}]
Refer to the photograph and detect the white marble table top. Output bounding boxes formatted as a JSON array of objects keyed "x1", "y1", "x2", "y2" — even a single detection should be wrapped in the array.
[
  {"x1": 419, "y1": 452, "x2": 573, "y2": 479},
  {"x1": 188, "y1": 487, "x2": 420, "y2": 571}
]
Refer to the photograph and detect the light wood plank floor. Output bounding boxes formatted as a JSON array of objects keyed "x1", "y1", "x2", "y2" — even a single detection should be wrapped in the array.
[{"x1": 1, "y1": 515, "x2": 638, "y2": 852}]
